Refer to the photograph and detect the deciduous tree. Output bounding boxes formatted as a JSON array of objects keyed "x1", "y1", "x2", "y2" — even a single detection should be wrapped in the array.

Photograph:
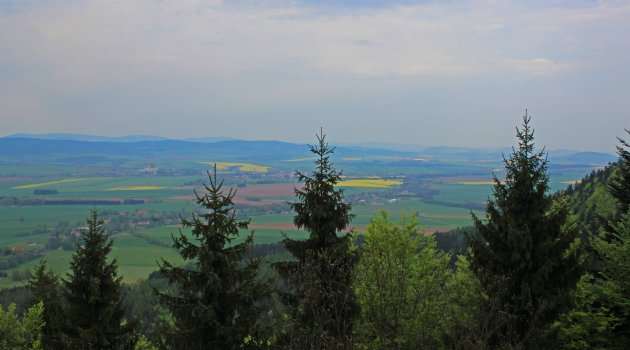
[
  {"x1": 0, "y1": 302, "x2": 44, "y2": 350},
  {"x1": 354, "y1": 210, "x2": 451, "y2": 349}
]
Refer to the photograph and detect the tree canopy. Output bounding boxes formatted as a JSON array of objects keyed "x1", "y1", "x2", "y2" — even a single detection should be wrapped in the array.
[
  {"x1": 275, "y1": 130, "x2": 358, "y2": 349},
  {"x1": 157, "y1": 168, "x2": 268, "y2": 349},
  {"x1": 62, "y1": 209, "x2": 135, "y2": 350},
  {"x1": 467, "y1": 112, "x2": 583, "y2": 348}
]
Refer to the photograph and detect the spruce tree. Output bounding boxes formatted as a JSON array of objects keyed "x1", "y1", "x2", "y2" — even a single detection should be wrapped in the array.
[
  {"x1": 62, "y1": 209, "x2": 135, "y2": 349},
  {"x1": 156, "y1": 168, "x2": 267, "y2": 349},
  {"x1": 275, "y1": 130, "x2": 358, "y2": 349},
  {"x1": 609, "y1": 129, "x2": 630, "y2": 213},
  {"x1": 28, "y1": 260, "x2": 65, "y2": 350},
  {"x1": 467, "y1": 112, "x2": 583, "y2": 348},
  {"x1": 551, "y1": 209, "x2": 630, "y2": 349}
]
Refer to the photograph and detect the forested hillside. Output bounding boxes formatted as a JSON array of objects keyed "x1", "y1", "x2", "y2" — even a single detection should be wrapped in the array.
[{"x1": 566, "y1": 165, "x2": 619, "y2": 235}]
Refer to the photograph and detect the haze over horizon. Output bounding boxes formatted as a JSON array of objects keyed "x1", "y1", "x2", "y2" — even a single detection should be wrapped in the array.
[{"x1": 1, "y1": 0, "x2": 628, "y2": 152}]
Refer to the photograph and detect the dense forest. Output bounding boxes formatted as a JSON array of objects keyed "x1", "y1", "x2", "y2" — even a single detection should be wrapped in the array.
[{"x1": 1, "y1": 119, "x2": 629, "y2": 350}]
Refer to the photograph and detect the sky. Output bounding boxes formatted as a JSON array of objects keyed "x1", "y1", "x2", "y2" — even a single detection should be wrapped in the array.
[{"x1": 0, "y1": 0, "x2": 629, "y2": 152}]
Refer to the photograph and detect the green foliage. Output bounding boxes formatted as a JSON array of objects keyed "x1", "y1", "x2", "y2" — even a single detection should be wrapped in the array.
[
  {"x1": 608, "y1": 129, "x2": 630, "y2": 213},
  {"x1": 0, "y1": 286, "x2": 31, "y2": 314},
  {"x1": 566, "y1": 165, "x2": 618, "y2": 236},
  {"x1": 62, "y1": 209, "x2": 135, "y2": 349},
  {"x1": 354, "y1": 210, "x2": 452, "y2": 349},
  {"x1": 156, "y1": 169, "x2": 268, "y2": 349},
  {"x1": 552, "y1": 210, "x2": 630, "y2": 349},
  {"x1": 133, "y1": 335, "x2": 158, "y2": 350},
  {"x1": 467, "y1": 114, "x2": 583, "y2": 348},
  {"x1": 0, "y1": 301, "x2": 44, "y2": 350},
  {"x1": 290, "y1": 133, "x2": 354, "y2": 248},
  {"x1": 124, "y1": 277, "x2": 170, "y2": 345},
  {"x1": 28, "y1": 260, "x2": 65, "y2": 350},
  {"x1": 275, "y1": 130, "x2": 358, "y2": 349}
]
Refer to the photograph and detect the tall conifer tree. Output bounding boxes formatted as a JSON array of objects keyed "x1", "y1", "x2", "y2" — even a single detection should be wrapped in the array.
[
  {"x1": 62, "y1": 209, "x2": 135, "y2": 349},
  {"x1": 157, "y1": 168, "x2": 267, "y2": 349},
  {"x1": 28, "y1": 260, "x2": 65, "y2": 350},
  {"x1": 467, "y1": 112, "x2": 582, "y2": 348},
  {"x1": 609, "y1": 129, "x2": 630, "y2": 213},
  {"x1": 275, "y1": 130, "x2": 358, "y2": 349}
]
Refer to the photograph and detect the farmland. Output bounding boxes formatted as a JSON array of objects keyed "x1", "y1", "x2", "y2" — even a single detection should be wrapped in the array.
[
  {"x1": 0, "y1": 136, "x2": 616, "y2": 289},
  {"x1": 337, "y1": 178, "x2": 404, "y2": 188},
  {"x1": 200, "y1": 162, "x2": 271, "y2": 173}
]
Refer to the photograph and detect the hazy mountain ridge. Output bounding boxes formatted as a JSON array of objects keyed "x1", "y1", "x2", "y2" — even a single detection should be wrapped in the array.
[
  {"x1": 4, "y1": 133, "x2": 171, "y2": 143},
  {"x1": 0, "y1": 134, "x2": 617, "y2": 166}
]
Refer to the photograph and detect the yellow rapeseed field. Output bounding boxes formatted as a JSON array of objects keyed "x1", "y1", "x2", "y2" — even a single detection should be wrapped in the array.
[
  {"x1": 450, "y1": 181, "x2": 495, "y2": 185},
  {"x1": 13, "y1": 178, "x2": 92, "y2": 189},
  {"x1": 107, "y1": 186, "x2": 165, "y2": 191},
  {"x1": 200, "y1": 162, "x2": 270, "y2": 173},
  {"x1": 337, "y1": 179, "x2": 403, "y2": 188},
  {"x1": 282, "y1": 157, "x2": 317, "y2": 162}
]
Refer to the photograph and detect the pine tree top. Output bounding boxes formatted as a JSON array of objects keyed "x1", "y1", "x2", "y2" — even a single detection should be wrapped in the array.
[
  {"x1": 608, "y1": 129, "x2": 630, "y2": 213},
  {"x1": 168, "y1": 167, "x2": 251, "y2": 266},
  {"x1": 290, "y1": 129, "x2": 354, "y2": 247},
  {"x1": 493, "y1": 111, "x2": 550, "y2": 215}
]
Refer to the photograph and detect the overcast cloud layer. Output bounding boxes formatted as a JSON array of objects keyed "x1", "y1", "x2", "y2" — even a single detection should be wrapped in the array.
[{"x1": 0, "y1": 0, "x2": 628, "y2": 151}]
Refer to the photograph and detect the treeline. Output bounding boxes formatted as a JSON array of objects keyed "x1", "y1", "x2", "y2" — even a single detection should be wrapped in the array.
[
  {"x1": 2, "y1": 120, "x2": 630, "y2": 349},
  {"x1": 0, "y1": 197, "x2": 147, "y2": 206}
]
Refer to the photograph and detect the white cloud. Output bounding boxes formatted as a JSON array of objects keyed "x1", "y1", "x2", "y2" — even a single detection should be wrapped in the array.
[
  {"x1": 0, "y1": 0, "x2": 628, "y2": 150},
  {"x1": 505, "y1": 58, "x2": 569, "y2": 75},
  {"x1": 4, "y1": 0, "x2": 628, "y2": 83}
]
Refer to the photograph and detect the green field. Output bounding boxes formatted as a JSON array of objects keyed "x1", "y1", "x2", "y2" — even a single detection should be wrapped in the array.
[
  {"x1": 0, "y1": 232, "x2": 184, "y2": 289},
  {"x1": 0, "y1": 147, "x2": 606, "y2": 290}
]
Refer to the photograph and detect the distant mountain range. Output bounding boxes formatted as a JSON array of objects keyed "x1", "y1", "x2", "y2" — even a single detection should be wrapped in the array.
[
  {"x1": 4, "y1": 133, "x2": 172, "y2": 143},
  {"x1": 0, "y1": 133, "x2": 618, "y2": 166}
]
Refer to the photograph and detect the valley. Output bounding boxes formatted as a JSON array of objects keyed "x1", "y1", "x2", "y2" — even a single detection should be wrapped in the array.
[{"x1": 0, "y1": 136, "x2": 615, "y2": 288}]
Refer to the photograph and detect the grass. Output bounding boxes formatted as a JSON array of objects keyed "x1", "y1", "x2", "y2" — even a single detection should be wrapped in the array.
[
  {"x1": 111, "y1": 232, "x2": 183, "y2": 282},
  {"x1": 430, "y1": 183, "x2": 492, "y2": 205},
  {"x1": 1, "y1": 176, "x2": 202, "y2": 201},
  {"x1": 137, "y1": 223, "x2": 302, "y2": 246},
  {"x1": 0, "y1": 232, "x2": 185, "y2": 289},
  {"x1": 107, "y1": 186, "x2": 165, "y2": 191},
  {"x1": 0, "y1": 249, "x2": 74, "y2": 289},
  {"x1": 350, "y1": 199, "x2": 480, "y2": 229},
  {"x1": 12, "y1": 178, "x2": 98, "y2": 189}
]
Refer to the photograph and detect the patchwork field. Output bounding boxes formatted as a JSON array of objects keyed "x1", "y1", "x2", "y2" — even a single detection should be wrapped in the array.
[{"x1": 0, "y1": 140, "x2": 610, "y2": 290}]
